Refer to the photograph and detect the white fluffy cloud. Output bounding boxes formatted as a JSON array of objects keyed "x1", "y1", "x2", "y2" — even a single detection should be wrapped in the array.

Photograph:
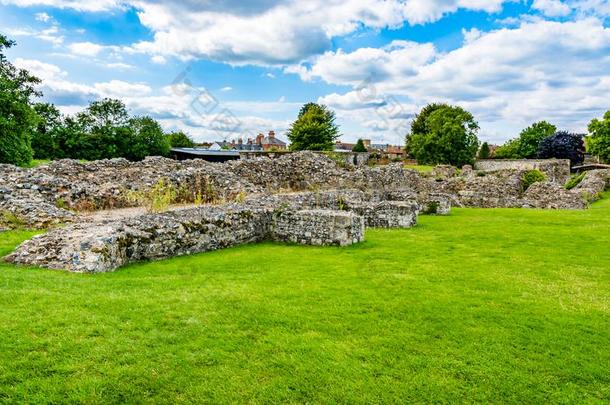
[
  {"x1": 532, "y1": 0, "x2": 572, "y2": 17},
  {"x1": 305, "y1": 18, "x2": 610, "y2": 143},
  {"x1": 3, "y1": 0, "x2": 513, "y2": 65},
  {"x1": 12, "y1": 58, "x2": 291, "y2": 142}
]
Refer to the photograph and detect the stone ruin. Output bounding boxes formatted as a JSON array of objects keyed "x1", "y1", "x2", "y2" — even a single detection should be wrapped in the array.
[{"x1": 1, "y1": 152, "x2": 609, "y2": 273}]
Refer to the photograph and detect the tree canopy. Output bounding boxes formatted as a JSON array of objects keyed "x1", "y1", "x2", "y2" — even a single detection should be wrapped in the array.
[
  {"x1": 288, "y1": 103, "x2": 340, "y2": 151},
  {"x1": 537, "y1": 131, "x2": 585, "y2": 166},
  {"x1": 405, "y1": 104, "x2": 480, "y2": 167},
  {"x1": 495, "y1": 121, "x2": 556, "y2": 159},
  {"x1": 352, "y1": 139, "x2": 367, "y2": 152},
  {"x1": 588, "y1": 110, "x2": 610, "y2": 163},
  {"x1": 166, "y1": 131, "x2": 196, "y2": 148},
  {"x1": 0, "y1": 35, "x2": 40, "y2": 165}
]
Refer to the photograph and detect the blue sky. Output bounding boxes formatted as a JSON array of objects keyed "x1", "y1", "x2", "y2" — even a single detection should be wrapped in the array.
[{"x1": 1, "y1": 0, "x2": 610, "y2": 145}]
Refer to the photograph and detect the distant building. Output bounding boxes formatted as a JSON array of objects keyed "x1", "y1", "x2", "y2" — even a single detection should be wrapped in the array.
[
  {"x1": 229, "y1": 131, "x2": 287, "y2": 152},
  {"x1": 336, "y1": 139, "x2": 404, "y2": 159}
]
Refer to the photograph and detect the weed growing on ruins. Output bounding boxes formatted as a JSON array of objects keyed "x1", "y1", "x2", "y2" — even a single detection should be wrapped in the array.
[
  {"x1": 0, "y1": 211, "x2": 26, "y2": 229},
  {"x1": 233, "y1": 191, "x2": 247, "y2": 204},
  {"x1": 565, "y1": 172, "x2": 586, "y2": 190},
  {"x1": 521, "y1": 169, "x2": 547, "y2": 192},
  {"x1": 422, "y1": 201, "x2": 440, "y2": 215},
  {"x1": 1, "y1": 194, "x2": 609, "y2": 402},
  {"x1": 124, "y1": 178, "x2": 178, "y2": 213},
  {"x1": 54, "y1": 197, "x2": 68, "y2": 210}
]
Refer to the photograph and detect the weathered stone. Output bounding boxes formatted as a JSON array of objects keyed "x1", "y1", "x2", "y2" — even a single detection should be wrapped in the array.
[
  {"x1": 271, "y1": 209, "x2": 364, "y2": 246},
  {"x1": 475, "y1": 159, "x2": 570, "y2": 184}
]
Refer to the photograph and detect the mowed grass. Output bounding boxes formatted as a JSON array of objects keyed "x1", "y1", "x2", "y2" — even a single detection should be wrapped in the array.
[{"x1": 1, "y1": 195, "x2": 610, "y2": 403}]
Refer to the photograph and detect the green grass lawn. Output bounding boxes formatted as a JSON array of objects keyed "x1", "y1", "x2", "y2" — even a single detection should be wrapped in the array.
[{"x1": 1, "y1": 195, "x2": 609, "y2": 403}]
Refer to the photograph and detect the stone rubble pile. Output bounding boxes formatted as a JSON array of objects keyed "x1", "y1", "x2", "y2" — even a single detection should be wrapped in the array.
[
  {"x1": 1, "y1": 152, "x2": 609, "y2": 272},
  {"x1": 7, "y1": 190, "x2": 420, "y2": 272}
]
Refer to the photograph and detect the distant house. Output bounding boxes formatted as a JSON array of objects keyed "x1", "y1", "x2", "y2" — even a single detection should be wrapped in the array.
[
  {"x1": 335, "y1": 141, "x2": 356, "y2": 152},
  {"x1": 256, "y1": 131, "x2": 287, "y2": 151}
]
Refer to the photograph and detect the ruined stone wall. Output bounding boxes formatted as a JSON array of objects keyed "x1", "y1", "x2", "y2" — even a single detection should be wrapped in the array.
[
  {"x1": 271, "y1": 210, "x2": 364, "y2": 247},
  {"x1": 474, "y1": 159, "x2": 571, "y2": 184}
]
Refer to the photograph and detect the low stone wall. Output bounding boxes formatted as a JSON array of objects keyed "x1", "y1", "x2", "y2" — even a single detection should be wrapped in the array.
[
  {"x1": 5, "y1": 189, "x2": 422, "y2": 273},
  {"x1": 475, "y1": 159, "x2": 571, "y2": 184},
  {"x1": 271, "y1": 210, "x2": 364, "y2": 246}
]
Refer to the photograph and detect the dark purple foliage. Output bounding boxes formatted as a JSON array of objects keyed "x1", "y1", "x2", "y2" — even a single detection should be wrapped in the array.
[{"x1": 537, "y1": 131, "x2": 585, "y2": 166}]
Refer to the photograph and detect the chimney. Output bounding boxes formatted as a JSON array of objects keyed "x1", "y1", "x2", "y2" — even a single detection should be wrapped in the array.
[
  {"x1": 268, "y1": 130, "x2": 275, "y2": 139},
  {"x1": 256, "y1": 133, "x2": 264, "y2": 145},
  {"x1": 238, "y1": 138, "x2": 243, "y2": 145},
  {"x1": 247, "y1": 138, "x2": 253, "y2": 145}
]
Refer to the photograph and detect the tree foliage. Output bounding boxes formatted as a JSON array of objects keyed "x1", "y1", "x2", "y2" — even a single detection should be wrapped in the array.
[
  {"x1": 288, "y1": 103, "x2": 340, "y2": 151},
  {"x1": 478, "y1": 142, "x2": 491, "y2": 159},
  {"x1": 405, "y1": 104, "x2": 480, "y2": 167},
  {"x1": 352, "y1": 138, "x2": 367, "y2": 152},
  {"x1": 166, "y1": 131, "x2": 195, "y2": 148},
  {"x1": 0, "y1": 35, "x2": 39, "y2": 166},
  {"x1": 127, "y1": 116, "x2": 171, "y2": 161},
  {"x1": 495, "y1": 121, "x2": 556, "y2": 159},
  {"x1": 537, "y1": 131, "x2": 585, "y2": 166},
  {"x1": 587, "y1": 110, "x2": 610, "y2": 163}
]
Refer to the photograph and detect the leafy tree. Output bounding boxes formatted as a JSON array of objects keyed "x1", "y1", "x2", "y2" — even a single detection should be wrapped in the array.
[
  {"x1": 494, "y1": 121, "x2": 556, "y2": 159},
  {"x1": 516, "y1": 121, "x2": 556, "y2": 158},
  {"x1": 352, "y1": 138, "x2": 367, "y2": 152},
  {"x1": 52, "y1": 116, "x2": 87, "y2": 159},
  {"x1": 0, "y1": 35, "x2": 39, "y2": 166},
  {"x1": 410, "y1": 103, "x2": 449, "y2": 136},
  {"x1": 288, "y1": 103, "x2": 340, "y2": 151},
  {"x1": 31, "y1": 102, "x2": 61, "y2": 159},
  {"x1": 537, "y1": 131, "x2": 585, "y2": 166},
  {"x1": 76, "y1": 98, "x2": 131, "y2": 160},
  {"x1": 405, "y1": 104, "x2": 480, "y2": 167},
  {"x1": 166, "y1": 131, "x2": 195, "y2": 148},
  {"x1": 127, "y1": 116, "x2": 170, "y2": 160},
  {"x1": 588, "y1": 110, "x2": 610, "y2": 163},
  {"x1": 478, "y1": 142, "x2": 491, "y2": 159},
  {"x1": 494, "y1": 138, "x2": 520, "y2": 159}
]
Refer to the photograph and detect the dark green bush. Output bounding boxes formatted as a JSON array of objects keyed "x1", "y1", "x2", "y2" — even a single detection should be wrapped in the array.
[{"x1": 522, "y1": 169, "x2": 547, "y2": 192}]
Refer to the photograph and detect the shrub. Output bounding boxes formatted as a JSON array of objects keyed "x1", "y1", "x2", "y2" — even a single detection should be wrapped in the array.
[
  {"x1": 478, "y1": 142, "x2": 491, "y2": 159},
  {"x1": 1, "y1": 210, "x2": 26, "y2": 229},
  {"x1": 522, "y1": 169, "x2": 547, "y2": 192},
  {"x1": 565, "y1": 172, "x2": 586, "y2": 190},
  {"x1": 124, "y1": 178, "x2": 178, "y2": 213},
  {"x1": 537, "y1": 131, "x2": 585, "y2": 166},
  {"x1": 422, "y1": 201, "x2": 440, "y2": 215},
  {"x1": 352, "y1": 139, "x2": 367, "y2": 152}
]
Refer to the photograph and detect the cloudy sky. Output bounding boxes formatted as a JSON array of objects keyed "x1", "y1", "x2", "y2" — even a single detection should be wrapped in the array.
[{"x1": 2, "y1": 0, "x2": 610, "y2": 145}]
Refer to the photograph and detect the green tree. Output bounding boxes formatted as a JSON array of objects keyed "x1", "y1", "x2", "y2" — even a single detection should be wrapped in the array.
[
  {"x1": 288, "y1": 103, "x2": 340, "y2": 151},
  {"x1": 31, "y1": 102, "x2": 61, "y2": 159},
  {"x1": 516, "y1": 121, "x2": 556, "y2": 158},
  {"x1": 494, "y1": 139, "x2": 520, "y2": 159},
  {"x1": 76, "y1": 98, "x2": 131, "y2": 160},
  {"x1": 406, "y1": 104, "x2": 479, "y2": 167},
  {"x1": 52, "y1": 116, "x2": 87, "y2": 160},
  {"x1": 478, "y1": 142, "x2": 491, "y2": 159},
  {"x1": 352, "y1": 138, "x2": 367, "y2": 152},
  {"x1": 495, "y1": 121, "x2": 556, "y2": 159},
  {"x1": 588, "y1": 110, "x2": 610, "y2": 163},
  {"x1": 410, "y1": 103, "x2": 449, "y2": 136},
  {"x1": 127, "y1": 116, "x2": 170, "y2": 160},
  {"x1": 0, "y1": 35, "x2": 39, "y2": 166},
  {"x1": 166, "y1": 131, "x2": 195, "y2": 148}
]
